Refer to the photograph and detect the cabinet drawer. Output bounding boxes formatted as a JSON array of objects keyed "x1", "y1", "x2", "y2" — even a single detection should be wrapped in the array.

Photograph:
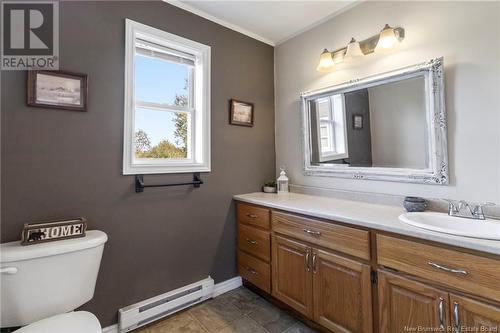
[
  {"x1": 377, "y1": 235, "x2": 500, "y2": 301},
  {"x1": 272, "y1": 211, "x2": 370, "y2": 260},
  {"x1": 238, "y1": 223, "x2": 270, "y2": 262},
  {"x1": 238, "y1": 250, "x2": 271, "y2": 293},
  {"x1": 237, "y1": 203, "x2": 270, "y2": 230}
]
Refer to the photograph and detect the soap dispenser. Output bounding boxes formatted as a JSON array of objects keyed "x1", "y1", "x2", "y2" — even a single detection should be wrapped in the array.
[{"x1": 277, "y1": 168, "x2": 289, "y2": 194}]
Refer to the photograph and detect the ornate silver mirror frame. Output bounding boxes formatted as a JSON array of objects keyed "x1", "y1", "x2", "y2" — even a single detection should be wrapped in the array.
[{"x1": 300, "y1": 57, "x2": 448, "y2": 185}]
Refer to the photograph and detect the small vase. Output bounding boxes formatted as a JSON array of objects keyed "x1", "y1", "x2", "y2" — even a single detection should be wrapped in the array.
[
  {"x1": 403, "y1": 196, "x2": 428, "y2": 212},
  {"x1": 263, "y1": 186, "x2": 276, "y2": 193}
]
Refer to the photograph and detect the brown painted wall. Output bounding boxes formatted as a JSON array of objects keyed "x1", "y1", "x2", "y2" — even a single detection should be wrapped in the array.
[{"x1": 0, "y1": 1, "x2": 275, "y2": 326}]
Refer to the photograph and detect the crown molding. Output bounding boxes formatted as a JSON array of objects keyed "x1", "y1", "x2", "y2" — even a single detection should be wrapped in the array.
[
  {"x1": 164, "y1": 0, "x2": 276, "y2": 46},
  {"x1": 275, "y1": 0, "x2": 362, "y2": 46}
]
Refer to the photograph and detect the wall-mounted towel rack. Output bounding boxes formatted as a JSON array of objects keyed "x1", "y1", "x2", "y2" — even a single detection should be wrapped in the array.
[{"x1": 135, "y1": 173, "x2": 203, "y2": 193}]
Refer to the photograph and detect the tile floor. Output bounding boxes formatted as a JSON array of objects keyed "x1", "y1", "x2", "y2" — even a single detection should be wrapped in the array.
[{"x1": 134, "y1": 287, "x2": 318, "y2": 333}]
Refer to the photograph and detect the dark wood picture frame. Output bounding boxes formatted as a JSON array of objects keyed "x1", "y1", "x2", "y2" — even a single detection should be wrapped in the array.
[
  {"x1": 229, "y1": 99, "x2": 254, "y2": 127},
  {"x1": 27, "y1": 70, "x2": 88, "y2": 111}
]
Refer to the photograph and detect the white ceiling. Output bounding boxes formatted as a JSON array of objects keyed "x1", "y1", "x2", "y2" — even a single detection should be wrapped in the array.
[{"x1": 166, "y1": 1, "x2": 358, "y2": 46}]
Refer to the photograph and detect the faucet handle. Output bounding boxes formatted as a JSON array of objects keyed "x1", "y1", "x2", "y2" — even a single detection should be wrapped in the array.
[
  {"x1": 470, "y1": 202, "x2": 495, "y2": 210},
  {"x1": 470, "y1": 202, "x2": 496, "y2": 220},
  {"x1": 441, "y1": 199, "x2": 458, "y2": 213}
]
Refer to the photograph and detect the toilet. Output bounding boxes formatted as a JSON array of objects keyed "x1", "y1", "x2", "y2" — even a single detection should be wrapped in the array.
[{"x1": 0, "y1": 230, "x2": 108, "y2": 332}]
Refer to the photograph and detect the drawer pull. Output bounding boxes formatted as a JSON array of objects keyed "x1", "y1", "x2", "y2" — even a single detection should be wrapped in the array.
[
  {"x1": 303, "y1": 229, "x2": 321, "y2": 236},
  {"x1": 246, "y1": 238, "x2": 258, "y2": 245},
  {"x1": 246, "y1": 213, "x2": 258, "y2": 218},
  {"x1": 246, "y1": 267, "x2": 258, "y2": 275},
  {"x1": 453, "y1": 302, "x2": 460, "y2": 332},
  {"x1": 428, "y1": 262, "x2": 468, "y2": 275},
  {"x1": 438, "y1": 297, "x2": 445, "y2": 330}
]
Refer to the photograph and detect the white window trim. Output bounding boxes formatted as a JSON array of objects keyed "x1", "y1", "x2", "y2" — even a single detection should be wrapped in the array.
[{"x1": 123, "y1": 19, "x2": 211, "y2": 175}]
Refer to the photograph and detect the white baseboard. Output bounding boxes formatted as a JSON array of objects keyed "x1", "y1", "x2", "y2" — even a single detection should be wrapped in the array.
[
  {"x1": 102, "y1": 276, "x2": 242, "y2": 333},
  {"x1": 212, "y1": 276, "x2": 243, "y2": 298}
]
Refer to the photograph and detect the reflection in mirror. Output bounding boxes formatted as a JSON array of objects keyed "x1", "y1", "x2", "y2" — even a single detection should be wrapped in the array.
[
  {"x1": 309, "y1": 76, "x2": 428, "y2": 169},
  {"x1": 311, "y1": 94, "x2": 348, "y2": 163}
]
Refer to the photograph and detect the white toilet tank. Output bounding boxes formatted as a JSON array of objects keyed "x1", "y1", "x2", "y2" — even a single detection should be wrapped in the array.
[{"x1": 0, "y1": 230, "x2": 107, "y2": 327}]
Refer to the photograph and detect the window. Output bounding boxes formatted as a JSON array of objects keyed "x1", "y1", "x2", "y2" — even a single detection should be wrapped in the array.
[
  {"x1": 315, "y1": 94, "x2": 348, "y2": 162},
  {"x1": 123, "y1": 19, "x2": 210, "y2": 174}
]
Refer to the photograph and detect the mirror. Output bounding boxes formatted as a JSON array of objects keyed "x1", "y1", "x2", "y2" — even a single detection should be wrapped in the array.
[{"x1": 301, "y1": 58, "x2": 448, "y2": 184}]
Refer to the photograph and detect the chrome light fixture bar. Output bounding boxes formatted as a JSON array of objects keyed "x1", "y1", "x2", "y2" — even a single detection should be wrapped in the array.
[{"x1": 316, "y1": 24, "x2": 405, "y2": 72}]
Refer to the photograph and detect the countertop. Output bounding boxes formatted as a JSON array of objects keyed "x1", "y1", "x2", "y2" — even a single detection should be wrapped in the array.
[{"x1": 233, "y1": 192, "x2": 500, "y2": 256}]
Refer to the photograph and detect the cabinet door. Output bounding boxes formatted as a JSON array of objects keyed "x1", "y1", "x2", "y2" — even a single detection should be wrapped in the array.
[
  {"x1": 312, "y1": 249, "x2": 373, "y2": 333},
  {"x1": 272, "y1": 235, "x2": 313, "y2": 317},
  {"x1": 450, "y1": 294, "x2": 500, "y2": 332},
  {"x1": 378, "y1": 270, "x2": 450, "y2": 332}
]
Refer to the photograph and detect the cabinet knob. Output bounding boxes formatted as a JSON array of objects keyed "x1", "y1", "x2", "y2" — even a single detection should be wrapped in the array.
[{"x1": 246, "y1": 267, "x2": 258, "y2": 275}]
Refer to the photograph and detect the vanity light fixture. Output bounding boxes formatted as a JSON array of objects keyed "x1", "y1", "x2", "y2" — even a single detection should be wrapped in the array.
[
  {"x1": 316, "y1": 48, "x2": 335, "y2": 72},
  {"x1": 316, "y1": 24, "x2": 405, "y2": 72},
  {"x1": 344, "y1": 38, "x2": 364, "y2": 60},
  {"x1": 374, "y1": 24, "x2": 401, "y2": 53}
]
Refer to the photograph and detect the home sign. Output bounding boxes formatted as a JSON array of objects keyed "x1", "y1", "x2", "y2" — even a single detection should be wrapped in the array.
[{"x1": 21, "y1": 218, "x2": 87, "y2": 245}]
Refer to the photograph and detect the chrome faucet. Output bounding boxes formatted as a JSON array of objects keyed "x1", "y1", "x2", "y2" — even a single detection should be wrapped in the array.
[{"x1": 443, "y1": 199, "x2": 495, "y2": 220}]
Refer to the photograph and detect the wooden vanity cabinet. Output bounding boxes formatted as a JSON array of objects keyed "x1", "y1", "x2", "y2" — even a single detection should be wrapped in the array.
[
  {"x1": 450, "y1": 294, "x2": 500, "y2": 332},
  {"x1": 238, "y1": 223, "x2": 270, "y2": 262},
  {"x1": 272, "y1": 235, "x2": 313, "y2": 317},
  {"x1": 272, "y1": 211, "x2": 371, "y2": 260},
  {"x1": 236, "y1": 200, "x2": 500, "y2": 333},
  {"x1": 377, "y1": 234, "x2": 500, "y2": 332},
  {"x1": 271, "y1": 210, "x2": 373, "y2": 333},
  {"x1": 378, "y1": 270, "x2": 450, "y2": 332},
  {"x1": 378, "y1": 270, "x2": 500, "y2": 333},
  {"x1": 313, "y1": 249, "x2": 373, "y2": 333},
  {"x1": 236, "y1": 203, "x2": 271, "y2": 293},
  {"x1": 377, "y1": 234, "x2": 500, "y2": 301}
]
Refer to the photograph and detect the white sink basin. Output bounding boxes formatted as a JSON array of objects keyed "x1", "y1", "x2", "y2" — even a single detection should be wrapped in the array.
[{"x1": 399, "y1": 212, "x2": 500, "y2": 240}]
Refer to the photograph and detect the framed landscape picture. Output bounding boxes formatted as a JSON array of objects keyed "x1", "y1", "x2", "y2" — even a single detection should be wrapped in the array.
[
  {"x1": 27, "y1": 70, "x2": 88, "y2": 111},
  {"x1": 230, "y1": 99, "x2": 254, "y2": 127}
]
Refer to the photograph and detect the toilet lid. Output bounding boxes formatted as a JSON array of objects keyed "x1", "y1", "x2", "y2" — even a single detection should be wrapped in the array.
[{"x1": 15, "y1": 311, "x2": 101, "y2": 333}]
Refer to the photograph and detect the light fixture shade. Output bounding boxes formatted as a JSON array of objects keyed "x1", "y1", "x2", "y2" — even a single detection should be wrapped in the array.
[
  {"x1": 344, "y1": 38, "x2": 364, "y2": 60},
  {"x1": 316, "y1": 49, "x2": 335, "y2": 72},
  {"x1": 375, "y1": 24, "x2": 399, "y2": 53}
]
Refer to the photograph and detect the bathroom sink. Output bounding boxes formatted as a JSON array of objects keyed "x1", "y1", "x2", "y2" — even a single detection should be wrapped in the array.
[{"x1": 399, "y1": 212, "x2": 500, "y2": 240}]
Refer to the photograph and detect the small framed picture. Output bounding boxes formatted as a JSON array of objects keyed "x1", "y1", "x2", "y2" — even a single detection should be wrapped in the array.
[
  {"x1": 230, "y1": 99, "x2": 254, "y2": 127},
  {"x1": 27, "y1": 70, "x2": 88, "y2": 111},
  {"x1": 353, "y1": 114, "x2": 363, "y2": 130}
]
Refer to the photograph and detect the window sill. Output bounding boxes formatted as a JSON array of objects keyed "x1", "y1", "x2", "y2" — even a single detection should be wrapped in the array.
[{"x1": 123, "y1": 163, "x2": 210, "y2": 175}]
